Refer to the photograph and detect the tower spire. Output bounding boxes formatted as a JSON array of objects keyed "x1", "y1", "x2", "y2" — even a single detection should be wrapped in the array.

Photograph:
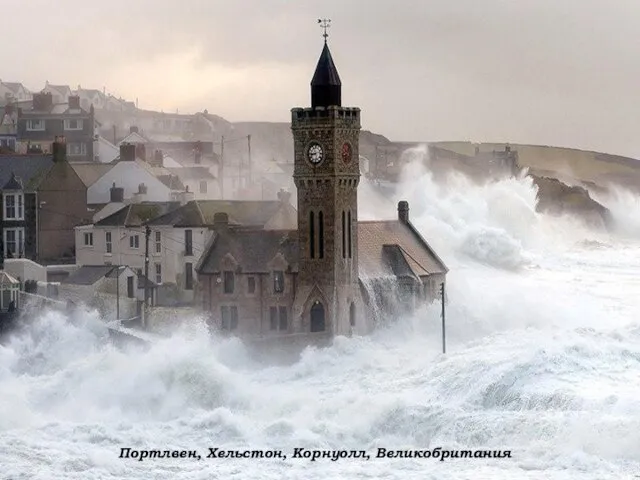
[{"x1": 311, "y1": 19, "x2": 341, "y2": 108}]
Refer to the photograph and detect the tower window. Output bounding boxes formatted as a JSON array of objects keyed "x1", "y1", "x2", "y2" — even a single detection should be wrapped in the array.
[
  {"x1": 309, "y1": 211, "x2": 315, "y2": 259},
  {"x1": 223, "y1": 270, "x2": 234, "y2": 294},
  {"x1": 342, "y1": 210, "x2": 346, "y2": 259},
  {"x1": 273, "y1": 271, "x2": 285, "y2": 293},
  {"x1": 348, "y1": 210, "x2": 352, "y2": 258},
  {"x1": 318, "y1": 211, "x2": 324, "y2": 259}
]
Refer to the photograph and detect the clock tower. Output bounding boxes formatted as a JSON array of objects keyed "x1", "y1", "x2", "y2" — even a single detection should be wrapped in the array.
[{"x1": 291, "y1": 31, "x2": 362, "y2": 336}]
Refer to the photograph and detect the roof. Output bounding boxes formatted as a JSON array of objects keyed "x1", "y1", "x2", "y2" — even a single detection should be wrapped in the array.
[
  {"x1": 2, "y1": 172, "x2": 23, "y2": 190},
  {"x1": 156, "y1": 174, "x2": 185, "y2": 190},
  {"x1": 146, "y1": 200, "x2": 286, "y2": 227},
  {"x1": 95, "y1": 201, "x2": 182, "y2": 227},
  {"x1": 137, "y1": 275, "x2": 158, "y2": 289},
  {"x1": 70, "y1": 162, "x2": 115, "y2": 187},
  {"x1": 0, "y1": 271, "x2": 20, "y2": 287},
  {"x1": 168, "y1": 166, "x2": 215, "y2": 180},
  {"x1": 2, "y1": 82, "x2": 27, "y2": 94},
  {"x1": 358, "y1": 220, "x2": 448, "y2": 278},
  {"x1": 0, "y1": 155, "x2": 54, "y2": 190},
  {"x1": 311, "y1": 42, "x2": 342, "y2": 87},
  {"x1": 197, "y1": 228, "x2": 299, "y2": 274},
  {"x1": 63, "y1": 265, "x2": 115, "y2": 285}
]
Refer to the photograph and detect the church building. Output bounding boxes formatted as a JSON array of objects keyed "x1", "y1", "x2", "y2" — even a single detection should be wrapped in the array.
[{"x1": 195, "y1": 36, "x2": 448, "y2": 339}]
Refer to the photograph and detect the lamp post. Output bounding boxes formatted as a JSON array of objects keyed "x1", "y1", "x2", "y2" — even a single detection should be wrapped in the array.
[{"x1": 440, "y1": 282, "x2": 446, "y2": 354}]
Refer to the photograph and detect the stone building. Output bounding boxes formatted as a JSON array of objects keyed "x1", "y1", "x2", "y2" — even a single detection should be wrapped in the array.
[{"x1": 196, "y1": 39, "x2": 447, "y2": 339}]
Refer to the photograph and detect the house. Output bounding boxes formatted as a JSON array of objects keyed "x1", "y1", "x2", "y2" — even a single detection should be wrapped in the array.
[
  {"x1": 74, "y1": 87, "x2": 108, "y2": 111},
  {"x1": 42, "y1": 82, "x2": 72, "y2": 104},
  {"x1": 75, "y1": 196, "x2": 296, "y2": 306},
  {"x1": 0, "y1": 138, "x2": 91, "y2": 265},
  {"x1": 70, "y1": 162, "x2": 116, "y2": 191},
  {"x1": 96, "y1": 136, "x2": 120, "y2": 163},
  {"x1": 0, "y1": 81, "x2": 32, "y2": 104},
  {"x1": 0, "y1": 104, "x2": 18, "y2": 152},
  {"x1": 167, "y1": 167, "x2": 218, "y2": 198},
  {"x1": 60, "y1": 264, "x2": 139, "y2": 319},
  {"x1": 87, "y1": 144, "x2": 174, "y2": 204},
  {"x1": 17, "y1": 92, "x2": 97, "y2": 162},
  {"x1": 195, "y1": 39, "x2": 448, "y2": 340}
]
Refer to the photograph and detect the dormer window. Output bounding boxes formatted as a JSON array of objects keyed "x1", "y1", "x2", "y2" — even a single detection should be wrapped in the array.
[
  {"x1": 3, "y1": 192, "x2": 23, "y2": 220},
  {"x1": 273, "y1": 270, "x2": 284, "y2": 293}
]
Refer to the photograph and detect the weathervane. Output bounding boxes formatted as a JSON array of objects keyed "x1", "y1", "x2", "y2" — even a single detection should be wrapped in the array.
[{"x1": 318, "y1": 18, "x2": 331, "y2": 43}]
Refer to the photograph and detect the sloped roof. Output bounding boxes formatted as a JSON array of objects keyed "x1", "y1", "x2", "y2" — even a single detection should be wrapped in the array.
[
  {"x1": 167, "y1": 166, "x2": 215, "y2": 180},
  {"x1": 0, "y1": 155, "x2": 54, "y2": 190},
  {"x1": 95, "y1": 201, "x2": 181, "y2": 227},
  {"x1": 2, "y1": 172, "x2": 23, "y2": 190},
  {"x1": 197, "y1": 228, "x2": 298, "y2": 274},
  {"x1": 156, "y1": 174, "x2": 185, "y2": 190},
  {"x1": 2, "y1": 82, "x2": 28, "y2": 94},
  {"x1": 0, "y1": 271, "x2": 20, "y2": 286},
  {"x1": 63, "y1": 265, "x2": 115, "y2": 286},
  {"x1": 358, "y1": 220, "x2": 448, "y2": 278},
  {"x1": 147, "y1": 200, "x2": 287, "y2": 227},
  {"x1": 70, "y1": 162, "x2": 115, "y2": 187}
]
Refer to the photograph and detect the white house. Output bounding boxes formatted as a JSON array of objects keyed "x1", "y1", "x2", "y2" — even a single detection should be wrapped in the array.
[
  {"x1": 42, "y1": 82, "x2": 72, "y2": 104},
  {"x1": 0, "y1": 81, "x2": 32, "y2": 103},
  {"x1": 167, "y1": 166, "x2": 219, "y2": 199},
  {"x1": 75, "y1": 198, "x2": 297, "y2": 306},
  {"x1": 87, "y1": 160, "x2": 172, "y2": 204}
]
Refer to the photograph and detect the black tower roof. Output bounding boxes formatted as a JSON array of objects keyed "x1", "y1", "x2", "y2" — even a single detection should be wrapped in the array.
[{"x1": 311, "y1": 42, "x2": 342, "y2": 108}]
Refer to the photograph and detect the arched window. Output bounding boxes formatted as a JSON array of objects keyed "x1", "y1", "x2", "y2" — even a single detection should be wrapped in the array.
[
  {"x1": 309, "y1": 211, "x2": 315, "y2": 258},
  {"x1": 318, "y1": 211, "x2": 324, "y2": 259},
  {"x1": 310, "y1": 302, "x2": 325, "y2": 332}
]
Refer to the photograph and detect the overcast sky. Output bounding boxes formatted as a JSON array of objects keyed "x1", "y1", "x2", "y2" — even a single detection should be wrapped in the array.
[{"x1": 5, "y1": 1, "x2": 640, "y2": 157}]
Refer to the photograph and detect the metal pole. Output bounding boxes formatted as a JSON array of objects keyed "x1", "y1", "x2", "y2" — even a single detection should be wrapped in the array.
[
  {"x1": 144, "y1": 225, "x2": 151, "y2": 328},
  {"x1": 441, "y1": 282, "x2": 446, "y2": 354},
  {"x1": 116, "y1": 265, "x2": 120, "y2": 321},
  {"x1": 220, "y1": 136, "x2": 225, "y2": 199},
  {"x1": 247, "y1": 134, "x2": 252, "y2": 186}
]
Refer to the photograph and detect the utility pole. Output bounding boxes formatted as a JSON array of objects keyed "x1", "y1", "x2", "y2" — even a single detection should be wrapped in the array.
[
  {"x1": 116, "y1": 265, "x2": 120, "y2": 321},
  {"x1": 144, "y1": 225, "x2": 151, "y2": 329},
  {"x1": 440, "y1": 282, "x2": 446, "y2": 354},
  {"x1": 220, "y1": 135, "x2": 225, "y2": 199},
  {"x1": 247, "y1": 134, "x2": 252, "y2": 187}
]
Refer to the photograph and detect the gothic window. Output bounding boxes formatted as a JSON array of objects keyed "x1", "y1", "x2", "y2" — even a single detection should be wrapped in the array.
[
  {"x1": 348, "y1": 210, "x2": 352, "y2": 258},
  {"x1": 279, "y1": 306, "x2": 288, "y2": 330},
  {"x1": 270, "y1": 307, "x2": 278, "y2": 330},
  {"x1": 273, "y1": 271, "x2": 284, "y2": 293},
  {"x1": 318, "y1": 211, "x2": 324, "y2": 259},
  {"x1": 342, "y1": 210, "x2": 346, "y2": 259},
  {"x1": 247, "y1": 276, "x2": 256, "y2": 294},
  {"x1": 223, "y1": 270, "x2": 234, "y2": 294},
  {"x1": 185, "y1": 262, "x2": 194, "y2": 290},
  {"x1": 309, "y1": 211, "x2": 315, "y2": 258},
  {"x1": 270, "y1": 306, "x2": 288, "y2": 331}
]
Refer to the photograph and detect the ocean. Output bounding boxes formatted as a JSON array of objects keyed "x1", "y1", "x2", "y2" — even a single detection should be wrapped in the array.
[{"x1": 1, "y1": 158, "x2": 639, "y2": 479}]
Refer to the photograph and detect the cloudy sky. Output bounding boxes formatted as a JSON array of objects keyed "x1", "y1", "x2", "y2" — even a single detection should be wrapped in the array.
[{"x1": 5, "y1": 1, "x2": 640, "y2": 157}]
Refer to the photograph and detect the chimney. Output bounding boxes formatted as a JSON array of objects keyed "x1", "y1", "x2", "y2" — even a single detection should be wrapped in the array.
[
  {"x1": 130, "y1": 125, "x2": 139, "y2": 134},
  {"x1": 68, "y1": 95, "x2": 80, "y2": 110},
  {"x1": 213, "y1": 212, "x2": 229, "y2": 230},
  {"x1": 398, "y1": 201, "x2": 409, "y2": 224},
  {"x1": 110, "y1": 182, "x2": 124, "y2": 203},
  {"x1": 153, "y1": 149, "x2": 163, "y2": 167},
  {"x1": 138, "y1": 183, "x2": 148, "y2": 194},
  {"x1": 33, "y1": 92, "x2": 53, "y2": 111},
  {"x1": 179, "y1": 187, "x2": 195, "y2": 205},
  {"x1": 505, "y1": 144, "x2": 511, "y2": 153},
  {"x1": 135, "y1": 143, "x2": 146, "y2": 161},
  {"x1": 119, "y1": 143, "x2": 136, "y2": 161},
  {"x1": 52, "y1": 136, "x2": 67, "y2": 162},
  {"x1": 277, "y1": 188, "x2": 291, "y2": 204}
]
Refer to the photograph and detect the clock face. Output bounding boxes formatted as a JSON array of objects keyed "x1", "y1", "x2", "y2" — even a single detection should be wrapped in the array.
[
  {"x1": 341, "y1": 142, "x2": 353, "y2": 164},
  {"x1": 307, "y1": 142, "x2": 324, "y2": 165}
]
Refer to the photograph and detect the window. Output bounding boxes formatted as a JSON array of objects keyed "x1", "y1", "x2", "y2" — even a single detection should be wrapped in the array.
[
  {"x1": 318, "y1": 211, "x2": 324, "y2": 259},
  {"x1": 68, "y1": 142, "x2": 87, "y2": 156},
  {"x1": 348, "y1": 210, "x2": 352, "y2": 258},
  {"x1": 199, "y1": 181, "x2": 208, "y2": 194},
  {"x1": 83, "y1": 232, "x2": 93, "y2": 246},
  {"x1": 3, "y1": 193, "x2": 23, "y2": 220},
  {"x1": 155, "y1": 231, "x2": 161, "y2": 253},
  {"x1": 269, "y1": 306, "x2": 288, "y2": 331},
  {"x1": 221, "y1": 306, "x2": 238, "y2": 330},
  {"x1": 3, "y1": 227, "x2": 24, "y2": 258},
  {"x1": 342, "y1": 211, "x2": 346, "y2": 258},
  {"x1": 105, "y1": 231, "x2": 112, "y2": 253},
  {"x1": 64, "y1": 119, "x2": 83, "y2": 130},
  {"x1": 309, "y1": 211, "x2": 315, "y2": 258},
  {"x1": 155, "y1": 263, "x2": 162, "y2": 284},
  {"x1": 247, "y1": 276, "x2": 255, "y2": 294},
  {"x1": 26, "y1": 119, "x2": 45, "y2": 131},
  {"x1": 223, "y1": 270, "x2": 234, "y2": 294},
  {"x1": 129, "y1": 234, "x2": 139, "y2": 249},
  {"x1": 273, "y1": 270, "x2": 284, "y2": 293},
  {"x1": 279, "y1": 306, "x2": 288, "y2": 331},
  {"x1": 185, "y1": 262, "x2": 193, "y2": 290},
  {"x1": 127, "y1": 276, "x2": 135, "y2": 298},
  {"x1": 184, "y1": 229, "x2": 193, "y2": 256}
]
